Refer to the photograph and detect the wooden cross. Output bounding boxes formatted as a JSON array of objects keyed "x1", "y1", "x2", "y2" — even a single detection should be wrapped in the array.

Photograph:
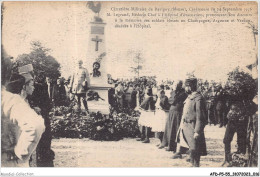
[{"x1": 92, "y1": 36, "x2": 102, "y2": 51}]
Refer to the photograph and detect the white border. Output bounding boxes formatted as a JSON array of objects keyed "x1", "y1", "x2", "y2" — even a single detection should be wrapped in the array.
[
  {"x1": 1, "y1": 0, "x2": 259, "y2": 176},
  {"x1": 1, "y1": 167, "x2": 260, "y2": 176}
]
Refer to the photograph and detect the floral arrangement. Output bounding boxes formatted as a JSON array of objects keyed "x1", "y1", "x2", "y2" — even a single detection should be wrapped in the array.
[
  {"x1": 225, "y1": 67, "x2": 257, "y2": 102},
  {"x1": 50, "y1": 105, "x2": 140, "y2": 141}
]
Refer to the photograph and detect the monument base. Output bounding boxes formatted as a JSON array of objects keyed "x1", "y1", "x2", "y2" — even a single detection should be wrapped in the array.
[{"x1": 88, "y1": 83, "x2": 111, "y2": 115}]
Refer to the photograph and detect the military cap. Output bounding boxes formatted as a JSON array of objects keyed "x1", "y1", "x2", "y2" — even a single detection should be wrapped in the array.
[
  {"x1": 18, "y1": 64, "x2": 34, "y2": 83},
  {"x1": 18, "y1": 64, "x2": 33, "y2": 74}
]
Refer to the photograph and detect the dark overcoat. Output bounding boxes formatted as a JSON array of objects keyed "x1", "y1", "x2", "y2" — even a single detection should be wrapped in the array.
[
  {"x1": 182, "y1": 92, "x2": 207, "y2": 156},
  {"x1": 161, "y1": 89, "x2": 187, "y2": 151}
]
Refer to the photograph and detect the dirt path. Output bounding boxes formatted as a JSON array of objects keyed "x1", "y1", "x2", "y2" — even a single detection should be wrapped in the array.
[{"x1": 52, "y1": 125, "x2": 236, "y2": 167}]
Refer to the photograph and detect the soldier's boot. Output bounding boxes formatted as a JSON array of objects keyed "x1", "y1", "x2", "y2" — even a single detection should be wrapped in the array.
[
  {"x1": 237, "y1": 127, "x2": 247, "y2": 154},
  {"x1": 190, "y1": 150, "x2": 200, "y2": 167},
  {"x1": 235, "y1": 146, "x2": 246, "y2": 155},
  {"x1": 221, "y1": 144, "x2": 232, "y2": 167},
  {"x1": 189, "y1": 150, "x2": 195, "y2": 166},
  {"x1": 193, "y1": 153, "x2": 200, "y2": 167},
  {"x1": 82, "y1": 98, "x2": 89, "y2": 114},
  {"x1": 221, "y1": 153, "x2": 232, "y2": 167}
]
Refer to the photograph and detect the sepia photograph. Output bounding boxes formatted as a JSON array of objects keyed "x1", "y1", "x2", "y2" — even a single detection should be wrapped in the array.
[{"x1": 1, "y1": 0, "x2": 259, "y2": 176}]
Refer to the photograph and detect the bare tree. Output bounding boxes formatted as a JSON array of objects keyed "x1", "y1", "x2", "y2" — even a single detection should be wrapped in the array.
[{"x1": 129, "y1": 51, "x2": 145, "y2": 78}]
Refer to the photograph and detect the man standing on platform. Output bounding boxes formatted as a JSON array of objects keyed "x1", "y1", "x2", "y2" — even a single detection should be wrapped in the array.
[
  {"x1": 69, "y1": 60, "x2": 90, "y2": 114},
  {"x1": 115, "y1": 82, "x2": 125, "y2": 108},
  {"x1": 180, "y1": 77, "x2": 207, "y2": 167}
]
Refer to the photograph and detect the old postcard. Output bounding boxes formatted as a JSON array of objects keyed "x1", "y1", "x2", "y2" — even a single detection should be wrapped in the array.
[{"x1": 1, "y1": 1, "x2": 259, "y2": 176}]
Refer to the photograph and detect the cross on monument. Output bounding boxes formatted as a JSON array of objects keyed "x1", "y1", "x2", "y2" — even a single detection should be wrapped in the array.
[{"x1": 92, "y1": 36, "x2": 102, "y2": 51}]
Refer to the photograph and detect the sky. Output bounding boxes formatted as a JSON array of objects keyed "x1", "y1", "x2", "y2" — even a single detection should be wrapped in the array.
[{"x1": 2, "y1": 1, "x2": 258, "y2": 82}]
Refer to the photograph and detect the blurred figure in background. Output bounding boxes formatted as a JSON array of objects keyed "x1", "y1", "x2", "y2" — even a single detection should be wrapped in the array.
[
  {"x1": 108, "y1": 83, "x2": 117, "y2": 111},
  {"x1": 207, "y1": 86, "x2": 217, "y2": 126},
  {"x1": 130, "y1": 84, "x2": 138, "y2": 109},
  {"x1": 46, "y1": 76, "x2": 54, "y2": 102},
  {"x1": 125, "y1": 83, "x2": 134, "y2": 108},
  {"x1": 215, "y1": 85, "x2": 226, "y2": 128},
  {"x1": 52, "y1": 77, "x2": 67, "y2": 106},
  {"x1": 28, "y1": 72, "x2": 55, "y2": 167},
  {"x1": 165, "y1": 85, "x2": 171, "y2": 98},
  {"x1": 161, "y1": 81, "x2": 187, "y2": 153},
  {"x1": 115, "y1": 82, "x2": 125, "y2": 108}
]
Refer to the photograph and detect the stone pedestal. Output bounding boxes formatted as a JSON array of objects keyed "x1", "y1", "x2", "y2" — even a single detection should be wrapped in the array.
[{"x1": 86, "y1": 21, "x2": 111, "y2": 115}]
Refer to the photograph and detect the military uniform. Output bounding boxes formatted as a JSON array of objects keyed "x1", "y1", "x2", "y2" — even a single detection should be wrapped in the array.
[
  {"x1": 1, "y1": 88, "x2": 45, "y2": 167},
  {"x1": 181, "y1": 91, "x2": 207, "y2": 166},
  {"x1": 206, "y1": 91, "x2": 216, "y2": 125},
  {"x1": 215, "y1": 90, "x2": 226, "y2": 127},
  {"x1": 70, "y1": 67, "x2": 90, "y2": 94},
  {"x1": 223, "y1": 102, "x2": 247, "y2": 165},
  {"x1": 69, "y1": 67, "x2": 90, "y2": 111}
]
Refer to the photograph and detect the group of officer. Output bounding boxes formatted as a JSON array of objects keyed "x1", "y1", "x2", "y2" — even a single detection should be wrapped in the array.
[
  {"x1": 203, "y1": 85, "x2": 229, "y2": 128},
  {"x1": 201, "y1": 83, "x2": 257, "y2": 167}
]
